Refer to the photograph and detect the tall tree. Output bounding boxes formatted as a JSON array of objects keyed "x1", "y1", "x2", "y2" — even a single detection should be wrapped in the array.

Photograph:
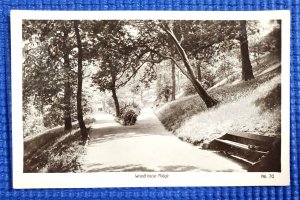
[
  {"x1": 23, "y1": 20, "x2": 75, "y2": 131},
  {"x1": 170, "y1": 46, "x2": 176, "y2": 101},
  {"x1": 171, "y1": 60, "x2": 176, "y2": 100},
  {"x1": 92, "y1": 47, "x2": 149, "y2": 117},
  {"x1": 196, "y1": 65, "x2": 202, "y2": 81},
  {"x1": 74, "y1": 20, "x2": 88, "y2": 141},
  {"x1": 239, "y1": 20, "x2": 254, "y2": 81},
  {"x1": 162, "y1": 22, "x2": 218, "y2": 108},
  {"x1": 134, "y1": 20, "x2": 240, "y2": 108},
  {"x1": 91, "y1": 21, "x2": 150, "y2": 117},
  {"x1": 61, "y1": 24, "x2": 73, "y2": 131}
]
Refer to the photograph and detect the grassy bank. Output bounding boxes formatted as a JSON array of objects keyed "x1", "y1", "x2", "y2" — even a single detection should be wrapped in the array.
[
  {"x1": 175, "y1": 76, "x2": 280, "y2": 145},
  {"x1": 155, "y1": 54, "x2": 281, "y2": 146},
  {"x1": 24, "y1": 119, "x2": 95, "y2": 173}
]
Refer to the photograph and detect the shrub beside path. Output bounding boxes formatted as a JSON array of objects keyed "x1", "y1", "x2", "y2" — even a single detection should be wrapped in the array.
[{"x1": 79, "y1": 107, "x2": 246, "y2": 172}]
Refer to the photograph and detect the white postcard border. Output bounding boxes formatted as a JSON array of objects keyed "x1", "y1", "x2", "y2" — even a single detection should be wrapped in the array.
[{"x1": 11, "y1": 10, "x2": 290, "y2": 188}]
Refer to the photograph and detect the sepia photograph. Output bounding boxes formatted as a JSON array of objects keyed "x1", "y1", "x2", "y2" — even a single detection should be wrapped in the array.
[{"x1": 11, "y1": 11, "x2": 290, "y2": 188}]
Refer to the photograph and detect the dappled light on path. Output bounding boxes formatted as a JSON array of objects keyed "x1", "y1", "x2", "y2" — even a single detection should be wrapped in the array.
[{"x1": 79, "y1": 107, "x2": 246, "y2": 172}]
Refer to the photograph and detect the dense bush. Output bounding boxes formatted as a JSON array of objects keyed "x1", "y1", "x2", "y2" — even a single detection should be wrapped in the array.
[{"x1": 119, "y1": 101, "x2": 141, "y2": 126}]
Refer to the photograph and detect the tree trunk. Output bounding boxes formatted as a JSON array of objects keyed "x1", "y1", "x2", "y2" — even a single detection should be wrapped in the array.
[
  {"x1": 74, "y1": 20, "x2": 88, "y2": 141},
  {"x1": 109, "y1": 64, "x2": 121, "y2": 118},
  {"x1": 62, "y1": 30, "x2": 72, "y2": 131},
  {"x1": 171, "y1": 60, "x2": 176, "y2": 101},
  {"x1": 177, "y1": 71, "x2": 180, "y2": 92},
  {"x1": 111, "y1": 87, "x2": 121, "y2": 117},
  {"x1": 192, "y1": 79, "x2": 218, "y2": 108},
  {"x1": 63, "y1": 51, "x2": 72, "y2": 131},
  {"x1": 197, "y1": 65, "x2": 202, "y2": 81},
  {"x1": 239, "y1": 20, "x2": 254, "y2": 81},
  {"x1": 164, "y1": 27, "x2": 218, "y2": 108}
]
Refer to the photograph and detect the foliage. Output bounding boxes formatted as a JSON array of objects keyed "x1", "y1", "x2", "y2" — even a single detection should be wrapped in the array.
[
  {"x1": 24, "y1": 131, "x2": 85, "y2": 172},
  {"x1": 23, "y1": 99, "x2": 46, "y2": 138},
  {"x1": 257, "y1": 20, "x2": 281, "y2": 55},
  {"x1": 215, "y1": 52, "x2": 239, "y2": 83},
  {"x1": 182, "y1": 78, "x2": 213, "y2": 96},
  {"x1": 42, "y1": 95, "x2": 91, "y2": 128},
  {"x1": 23, "y1": 20, "x2": 97, "y2": 137},
  {"x1": 23, "y1": 117, "x2": 95, "y2": 172},
  {"x1": 103, "y1": 96, "x2": 141, "y2": 125},
  {"x1": 103, "y1": 97, "x2": 116, "y2": 114},
  {"x1": 46, "y1": 131, "x2": 85, "y2": 172},
  {"x1": 23, "y1": 20, "x2": 77, "y2": 135},
  {"x1": 91, "y1": 21, "x2": 151, "y2": 92},
  {"x1": 22, "y1": 19, "x2": 278, "y2": 137},
  {"x1": 88, "y1": 21, "x2": 155, "y2": 117},
  {"x1": 155, "y1": 84, "x2": 172, "y2": 103},
  {"x1": 182, "y1": 81, "x2": 197, "y2": 96},
  {"x1": 119, "y1": 101, "x2": 141, "y2": 126}
]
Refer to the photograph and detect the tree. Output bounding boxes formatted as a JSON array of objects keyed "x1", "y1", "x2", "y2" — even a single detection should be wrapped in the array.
[
  {"x1": 134, "y1": 20, "x2": 250, "y2": 107},
  {"x1": 22, "y1": 20, "x2": 76, "y2": 132},
  {"x1": 91, "y1": 21, "x2": 150, "y2": 117},
  {"x1": 74, "y1": 20, "x2": 88, "y2": 141},
  {"x1": 239, "y1": 20, "x2": 254, "y2": 81},
  {"x1": 196, "y1": 65, "x2": 202, "y2": 81},
  {"x1": 157, "y1": 21, "x2": 218, "y2": 108},
  {"x1": 129, "y1": 21, "x2": 218, "y2": 107},
  {"x1": 171, "y1": 59, "x2": 176, "y2": 100},
  {"x1": 61, "y1": 23, "x2": 73, "y2": 131}
]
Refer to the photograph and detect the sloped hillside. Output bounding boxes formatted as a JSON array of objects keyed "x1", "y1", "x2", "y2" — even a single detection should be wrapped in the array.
[{"x1": 155, "y1": 53, "x2": 281, "y2": 146}]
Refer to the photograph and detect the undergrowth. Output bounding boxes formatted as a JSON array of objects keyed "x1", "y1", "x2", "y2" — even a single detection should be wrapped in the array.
[
  {"x1": 42, "y1": 131, "x2": 86, "y2": 173},
  {"x1": 24, "y1": 130, "x2": 86, "y2": 173}
]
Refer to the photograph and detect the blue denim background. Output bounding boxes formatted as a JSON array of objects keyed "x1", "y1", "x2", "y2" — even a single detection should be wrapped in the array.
[{"x1": 0, "y1": 0, "x2": 299, "y2": 199}]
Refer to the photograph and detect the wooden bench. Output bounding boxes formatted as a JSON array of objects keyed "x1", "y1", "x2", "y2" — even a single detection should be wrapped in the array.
[
  {"x1": 209, "y1": 131, "x2": 275, "y2": 165},
  {"x1": 214, "y1": 139, "x2": 268, "y2": 154}
]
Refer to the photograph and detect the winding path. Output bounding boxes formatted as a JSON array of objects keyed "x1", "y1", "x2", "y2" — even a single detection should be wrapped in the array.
[{"x1": 79, "y1": 107, "x2": 246, "y2": 172}]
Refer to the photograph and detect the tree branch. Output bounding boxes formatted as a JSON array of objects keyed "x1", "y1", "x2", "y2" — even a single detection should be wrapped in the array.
[
  {"x1": 163, "y1": 25, "x2": 197, "y2": 81},
  {"x1": 116, "y1": 51, "x2": 150, "y2": 82},
  {"x1": 149, "y1": 49, "x2": 193, "y2": 81},
  {"x1": 116, "y1": 58, "x2": 149, "y2": 88},
  {"x1": 178, "y1": 23, "x2": 184, "y2": 44}
]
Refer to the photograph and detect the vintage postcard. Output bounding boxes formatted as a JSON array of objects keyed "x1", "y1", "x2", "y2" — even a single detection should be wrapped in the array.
[{"x1": 11, "y1": 10, "x2": 290, "y2": 188}]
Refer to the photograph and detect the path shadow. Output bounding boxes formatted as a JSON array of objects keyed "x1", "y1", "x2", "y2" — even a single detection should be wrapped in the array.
[
  {"x1": 90, "y1": 127, "x2": 172, "y2": 144},
  {"x1": 94, "y1": 119, "x2": 119, "y2": 124},
  {"x1": 89, "y1": 114, "x2": 172, "y2": 144}
]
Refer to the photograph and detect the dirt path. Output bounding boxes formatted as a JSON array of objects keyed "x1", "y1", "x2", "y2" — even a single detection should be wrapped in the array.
[{"x1": 79, "y1": 107, "x2": 246, "y2": 172}]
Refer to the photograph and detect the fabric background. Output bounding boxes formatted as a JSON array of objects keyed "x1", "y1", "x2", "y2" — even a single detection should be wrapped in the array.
[{"x1": 0, "y1": 0, "x2": 299, "y2": 199}]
